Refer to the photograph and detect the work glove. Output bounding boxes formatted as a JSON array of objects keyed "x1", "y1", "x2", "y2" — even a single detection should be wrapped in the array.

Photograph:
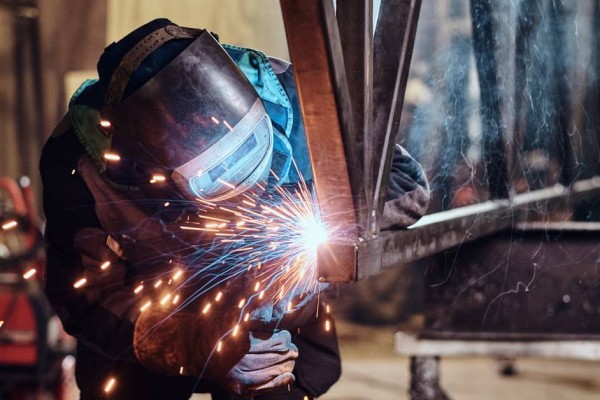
[
  {"x1": 219, "y1": 330, "x2": 298, "y2": 397},
  {"x1": 381, "y1": 145, "x2": 430, "y2": 230},
  {"x1": 249, "y1": 282, "x2": 327, "y2": 327}
]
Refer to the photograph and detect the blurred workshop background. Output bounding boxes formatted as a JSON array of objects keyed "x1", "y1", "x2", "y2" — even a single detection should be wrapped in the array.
[{"x1": 1, "y1": 0, "x2": 600, "y2": 399}]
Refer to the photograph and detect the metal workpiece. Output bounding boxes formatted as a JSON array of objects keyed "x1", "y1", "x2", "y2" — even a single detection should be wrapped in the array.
[
  {"x1": 336, "y1": 0, "x2": 374, "y2": 235},
  {"x1": 396, "y1": 333, "x2": 600, "y2": 361},
  {"x1": 316, "y1": 178, "x2": 600, "y2": 282},
  {"x1": 280, "y1": 0, "x2": 358, "y2": 243},
  {"x1": 317, "y1": 241, "x2": 358, "y2": 283},
  {"x1": 280, "y1": 0, "x2": 600, "y2": 283},
  {"x1": 372, "y1": 0, "x2": 422, "y2": 233},
  {"x1": 281, "y1": 0, "x2": 422, "y2": 281}
]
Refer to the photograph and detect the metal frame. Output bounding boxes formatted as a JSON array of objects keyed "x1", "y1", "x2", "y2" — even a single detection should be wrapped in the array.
[
  {"x1": 280, "y1": 0, "x2": 424, "y2": 282},
  {"x1": 280, "y1": 0, "x2": 600, "y2": 282}
]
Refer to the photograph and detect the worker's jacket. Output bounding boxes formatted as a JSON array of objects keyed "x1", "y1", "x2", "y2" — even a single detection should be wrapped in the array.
[{"x1": 40, "y1": 40, "x2": 430, "y2": 399}]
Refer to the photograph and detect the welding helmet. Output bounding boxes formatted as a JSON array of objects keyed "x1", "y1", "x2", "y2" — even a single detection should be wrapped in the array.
[{"x1": 101, "y1": 24, "x2": 273, "y2": 202}]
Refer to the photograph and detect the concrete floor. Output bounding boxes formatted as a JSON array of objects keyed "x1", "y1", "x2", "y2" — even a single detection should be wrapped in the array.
[
  {"x1": 188, "y1": 357, "x2": 600, "y2": 400},
  {"x1": 188, "y1": 321, "x2": 600, "y2": 399},
  {"x1": 65, "y1": 321, "x2": 600, "y2": 399}
]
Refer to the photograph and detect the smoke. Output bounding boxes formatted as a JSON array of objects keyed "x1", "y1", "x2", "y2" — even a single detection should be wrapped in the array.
[{"x1": 400, "y1": 0, "x2": 599, "y2": 211}]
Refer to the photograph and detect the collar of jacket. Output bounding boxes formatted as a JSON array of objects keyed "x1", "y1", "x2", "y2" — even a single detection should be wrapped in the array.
[{"x1": 68, "y1": 44, "x2": 295, "y2": 190}]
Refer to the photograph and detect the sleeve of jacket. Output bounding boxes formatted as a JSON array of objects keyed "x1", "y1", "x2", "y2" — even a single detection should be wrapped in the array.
[
  {"x1": 41, "y1": 126, "x2": 249, "y2": 376},
  {"x1": 40, "y1": 128, "x2": 139, "y2": 361},
  {"x1": 381, "y1": 144, "x2": 430, "y2": 230}
]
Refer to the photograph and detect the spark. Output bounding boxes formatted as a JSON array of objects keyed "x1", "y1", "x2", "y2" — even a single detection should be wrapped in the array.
[
  {"x1": 23, "y1": 268, "x2": 36, "y2": 279},
  {"x1": 179, "y1": 366, "x2": 184, "y2": 375},
  {"x1": 196, "y1": 198, "x2": 216, "y2": 207},
  {"x1": 0, "y1": 321, "x2": 3, "y2": 328},
  {"x1": 100, "y1": 261, "x2": 111, "y2": 270},
  {"x1": 99, "y1": 120, "x2": 112, "y2": 128},
  {"x1": 160, "y1": 293, "x2": 172, "y2": 305},
  {"x1": 211, "y1": 116, "x2": 220, "y2": 124},
  {"x1": 180, "y1": 225, "x2": 219, "y2": 232},
  {"x1": 89, "y1": 159, "x2": 333, "y2": 373},
  {"x1": 197, "y1": 214, "x2": 230, "y2": 223},
  {"x1": 326, "y1": 304, "x2": 331, "y2": 314},
  {"x1": 164, "y1": 202, "x2": 170, "y2": 207},
  {"x1": 73, "y1": 278, "x2": 87, "y2": 288},
  {"x1": 223, "y1": 120, "x2": 233, "y2": 131},
  {"x1": 2, "y1": 220, "x2": 17, "y2": 230},
  {"x1": 151, "y1": 174, "x2": 166, "y2": 183},
  {"x1": 104, "y1": 377, "x2": 116, "y2": 393},
  {"x1": 103, "y1": 153, "x2": 120, "y2": 161},
  {"x1": 172, "y1": 269, "x2": 183, "y2": 281},
  {"x1": 140, "y1": 301, "x2": 152, "y2": 312},
  {"x1": 71, "y1": 169, "x2": 76, "y2": 175}
]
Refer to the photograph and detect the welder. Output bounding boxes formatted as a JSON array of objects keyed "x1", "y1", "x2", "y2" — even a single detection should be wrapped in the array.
[{"x1": 40, "y1": 19, "x2": 430, "y2": 400}]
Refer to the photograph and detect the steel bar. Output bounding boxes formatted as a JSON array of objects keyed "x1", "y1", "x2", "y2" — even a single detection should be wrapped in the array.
[
  {"x1": 336, "y1": 0, "x2": 374, "y2": 236},
  {"x1": 395, "y1": 332, "x2": 600, "y2": 361},
  {"x1": 470, "y1": 0, "x2": 510, "y2": 199},
  {"x1": 319, "y1": 0, "x2": 363, "y2": 206},
  {"x1": 372, "y1": 0, "x2": 422, "y2": 233},
  {"x1": 355, "y1": 177, "x2": 600, "y2": 281},
  {"x1": 419, "y1": 331, "x2": 600, "y2": 342},
  {"x1": 280, "y1": 0, "x2": 359, "y2": 281}
]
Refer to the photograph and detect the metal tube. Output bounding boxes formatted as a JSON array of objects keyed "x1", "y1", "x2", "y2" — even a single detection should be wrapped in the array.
[
  {"x1": 336, "y1": 0, "x2": 374, "y2": 236},
  {"x1": 372, "y1": 0, "x2": 422, "y2": 232},
  {"x1": 280, "y1": 0, "x2": 359, "y2": 281}
]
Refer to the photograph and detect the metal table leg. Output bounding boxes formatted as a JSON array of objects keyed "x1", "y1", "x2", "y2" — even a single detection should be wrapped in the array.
[{"x1": 409, "y1": 356, "x2": 450, "y2": 400}]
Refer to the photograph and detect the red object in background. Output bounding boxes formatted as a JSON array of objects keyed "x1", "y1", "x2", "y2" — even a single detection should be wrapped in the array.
[
  {"x1": 0, "y1": 292, "x2": 38, "y2": 365},
  {"x1": 0, "y1": 176, "x2": 75, "y2": 400}
]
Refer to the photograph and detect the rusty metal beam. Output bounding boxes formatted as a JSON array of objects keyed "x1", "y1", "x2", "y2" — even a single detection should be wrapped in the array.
[
  {"x1": 280, "y1": 0, "x2": 359, "y2": 282},
  {"x1": 363, "y1": 178, "x2": 600, "y2": 280}
]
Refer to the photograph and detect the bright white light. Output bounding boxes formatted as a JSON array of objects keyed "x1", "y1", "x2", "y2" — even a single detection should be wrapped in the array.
[{"x1": 300, "y1": 217, "x2": 328, "y2": 252}]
